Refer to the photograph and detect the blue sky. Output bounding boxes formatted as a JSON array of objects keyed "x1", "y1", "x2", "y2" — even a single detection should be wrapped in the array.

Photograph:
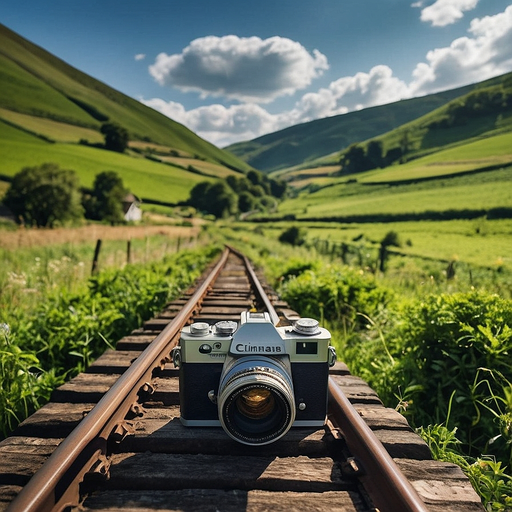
[{"x1": 3, "y1": 0, "x2": 512, "y2": 147}]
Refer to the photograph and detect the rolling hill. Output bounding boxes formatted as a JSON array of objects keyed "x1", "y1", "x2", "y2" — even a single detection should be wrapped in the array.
[
  {"x1": 0, "y1": 23, "x2": 253, "y2": 205},
  {"x1": 226, "y1": 73, "x2": 512, "y2": 174}
]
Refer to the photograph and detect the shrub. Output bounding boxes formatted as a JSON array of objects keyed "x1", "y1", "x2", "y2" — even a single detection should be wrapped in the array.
[
  {"x1": 366, "y1": 291, "x2": 512, "y2": 462},
  {"x1": 278, "y1": 263, "x2": 393, "y2": 329},
  {"x1": 3, "y1": 163, "x2": 84, "y2": 227},
  {"x1": 278, "y1": 226, "x2": 306, "y2": 246}
]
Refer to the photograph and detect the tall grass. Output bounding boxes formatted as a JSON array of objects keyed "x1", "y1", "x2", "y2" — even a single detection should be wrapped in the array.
[{"x1": 0, "y1": 229, "x2": 220, "y2": 438}]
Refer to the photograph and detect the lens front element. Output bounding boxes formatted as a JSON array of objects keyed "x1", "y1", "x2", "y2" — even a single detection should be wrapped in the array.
[
  {"x1": 218, "y1": 357, "x2": 296, "y2": 445},
  {"x1": 237, "y1": 387, "x2": 274, "y2": 419}
]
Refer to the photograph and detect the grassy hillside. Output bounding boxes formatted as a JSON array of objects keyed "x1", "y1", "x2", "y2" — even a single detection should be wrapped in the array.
[
  {"x1": 271, "y1": 72, "x2": 512, "y2": 187},
  {"x1": 226, "y1": 85, "x2": 478, "y2": 173},
  {"x1": 277, "y1": 168, "x2": 512, "y2": 222},
  {"x1": 0, "y1": 23, "x2": 253, "y2": 205},
  {"x1": 246, "y1": 128, "x2": 512, "y2": 231},
  {"x1": 0, "y1": 120, "x2": 214, "y2": 203},
  {"x1": 355, "y1": 74, "x2": 512, "y2": 166},
  {"x1": 228, "y1": 72, "x2": 512, "y2": 175}
]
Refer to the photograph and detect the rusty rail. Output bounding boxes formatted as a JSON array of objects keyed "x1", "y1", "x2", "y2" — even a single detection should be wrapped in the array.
[
  {"x1": 8, "y1": 248, "x2": 231, "y2": 512},
  {"x1": 7, "y1": 246, "x2": 431, "y2": 512},
  {"x1": 229, "y1": 245, "x2": 280, "y2": 326},
  {"x1": 328, "y1": 378, "x2": 429, "y2": 512}
]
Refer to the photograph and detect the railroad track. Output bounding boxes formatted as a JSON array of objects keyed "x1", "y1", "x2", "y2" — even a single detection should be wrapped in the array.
[{"x1": 1, "y1": 247, "x2": 482, "y2": 512}]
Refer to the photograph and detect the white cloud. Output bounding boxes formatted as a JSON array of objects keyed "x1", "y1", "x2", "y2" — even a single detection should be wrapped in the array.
[
  {"x1": 148, "y1": 35, "x2": 328, "y2": 103},
  {"x1": 143, "y1": 6, "x2": 512, "y2": 147},
  {"x1": 419, "y1": 0, "x2": 480, "y2": 27},
  {"x1": 327, "y1": 66, "x2": 411, "y2": 112},
  {"x1": 135, "y1": 53, "x2": 146, "y2": 61},
  {"x1": 142, "y1": 98, "x2": 292, "y2": 147},
  {"x1": 411, "y1": 5, "x2": 512, "y2": 93},
  {"x1": 142, "y1": 66, "x2": 411, "y2": 146}
]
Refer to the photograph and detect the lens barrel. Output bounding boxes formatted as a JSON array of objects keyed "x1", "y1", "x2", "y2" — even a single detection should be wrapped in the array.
[{"x1": 218, "y1": 357, "x2": 296, "y2": 445}]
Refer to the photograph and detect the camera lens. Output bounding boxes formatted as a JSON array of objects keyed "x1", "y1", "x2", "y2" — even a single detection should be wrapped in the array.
[
  {"x1": 237, "y1": 388, "x2": 274, "y2": 419},
  {"x1": 218, "y1": 357, "x2": 296, "y2": 445}
]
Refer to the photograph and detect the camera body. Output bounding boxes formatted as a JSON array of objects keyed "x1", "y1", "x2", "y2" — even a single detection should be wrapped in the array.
[{"x1": 175, "y1": 311, "x2": 335, "y2": 445}]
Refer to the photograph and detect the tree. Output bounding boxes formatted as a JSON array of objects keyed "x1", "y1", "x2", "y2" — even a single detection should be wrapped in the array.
[
  {"x1": 340, "y1": 144, "x2": 367, "y2": 173},
  {"x1": 269, "y1": 178, "x2": 287, "y2": 199},
  {"x1": 187, "y1": 181, "x2": 237, "y2": 218},
  {"x1": 278, "y1": 226, "x2": 306, "y2": 246},
  {"x1": 378, "y1": 230, "x2": 401, "y2": 272},
  {"x1": 3, "y1": 163, "x2": 84, "y2": 227},
  {"x1": 101, "y1": 122, "x2": 129, "y2": 153},
  {"x1": 399, "y1": 130, "x2": 411, "y2": 164},
  {"x1": 384, "y1": 147, "x2": 402, "y2": 166},
  {"x1": 238, "y1": 191, "x2": 256, "y2": 213},
  {"x1": 85, "y1": 171, "x2": 128, "y2": 223},
  {"x1": 366, "y1": 140, "x2": 384, "y2": 169},
  {"x1": 204, "y1": 182, "x2": 237, "y2": 218},
  {"x1": 188, "y1": 181, "x2": 211, "y2": 213}
]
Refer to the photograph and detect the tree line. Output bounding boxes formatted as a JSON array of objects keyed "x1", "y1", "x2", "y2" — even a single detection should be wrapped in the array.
[
  {"x1": 2, "y1": 163, "x2": 129, "y2": 227},
  {"x1": 339, "y1": 87, "x2": 512, "y2": 175},
  {"x1": 187, "y1": 170, "x2": 287, "y2": 218}
]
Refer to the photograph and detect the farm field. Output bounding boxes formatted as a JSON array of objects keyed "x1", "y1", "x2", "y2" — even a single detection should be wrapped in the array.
[
  {"x1": 0, "y1": 108, "x2": 104, "y2": 144},
  {"x1": 0, "y1": 223, "x2": 200, "y2": 250},
  {"x1": 360, "y1": 131, "x2": 512, "y2": 184},
  {"x1": 245, "y1": 219, "x2": 512, "y2": 271},
  {"x1": 0, "y1": 120, "x2": 212, "y2": 203},
  {"x1": 275, "y1": 130, "x2": 512, "y2": 189},
  {"x1": 276, "y1": 166, "x2": 512, "y2": 219},
  {"x1": 158, "y1": 156, "x2": 239, "y2": 178}
]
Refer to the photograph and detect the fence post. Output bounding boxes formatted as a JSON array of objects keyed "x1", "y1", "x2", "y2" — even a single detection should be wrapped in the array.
[
  {"x1": 127, "y1": 239, "x2": 132, "y2": 264},
  {"x1": 91, "y1": 239, "x2": 102, "y2": 275}
]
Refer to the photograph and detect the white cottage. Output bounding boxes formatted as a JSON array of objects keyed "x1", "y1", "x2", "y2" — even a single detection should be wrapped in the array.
[{"x1": 122, "y1": 193, "x2": 142, "y2": 222}]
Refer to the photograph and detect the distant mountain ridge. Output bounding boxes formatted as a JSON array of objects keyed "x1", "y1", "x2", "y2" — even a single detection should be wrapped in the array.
[{"x1": 226, "y1": 76, "x2": 509, "y2": 174}]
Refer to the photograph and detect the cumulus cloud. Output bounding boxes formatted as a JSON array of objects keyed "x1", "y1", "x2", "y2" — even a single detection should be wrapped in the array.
[
  {"x1": 143, "y1": 6, "x2": 512, "y2": 146},
  {"x1": 411, "y1": 4, "x2": 512, "y2": 93},
  {"x1": 142, "y1": 66, "x2": 411, "y2": 146},
  {"x1": 142, "y1": 98, "x2": 290, "y2": 147},
  {"x1": 419, "y1": 0, "x2": 480, "y2": 27},
  {"x1": 135, "y1": 53, "x2": 146, "y2": 61},
  {"x1": 148, "y1": 35, "x2": 328, "y2": 103}
]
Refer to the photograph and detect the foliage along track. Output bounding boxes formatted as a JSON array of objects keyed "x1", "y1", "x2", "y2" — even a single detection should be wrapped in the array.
[{"x1": 0, "y1": 247, "x2": 483, "y2": 511}]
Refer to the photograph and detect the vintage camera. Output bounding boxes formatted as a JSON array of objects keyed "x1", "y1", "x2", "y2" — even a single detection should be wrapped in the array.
[{"x1": 173, "y1": 311, "x2": 336, "y2": 446}]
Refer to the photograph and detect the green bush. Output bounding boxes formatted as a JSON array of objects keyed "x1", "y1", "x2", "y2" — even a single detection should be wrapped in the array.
[
  {"x1": 0, "y1": 245, "x2": 220, "y2": 437},
  {"x1": 357, "y1": 291, "x2": 512, "y2": 462},
  {"x1": 278, "y1": 226, "x2": 306, "y2": 246},
  {"x1": 278, "y1": 263, "x2": 393, "y2": 329},
  {"x1": 0, "y1": 326, "x2": 61, "y2": 437}
]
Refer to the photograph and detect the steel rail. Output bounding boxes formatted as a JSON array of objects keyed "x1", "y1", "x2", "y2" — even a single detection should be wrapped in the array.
[
  {"x1": 229, "y1": 246, "x2": 280, "y2": 326},
  {"x1": 8, "y1": 247, "x2": 231, "y2": 512},
  {"x1": 328, "y1": 377, "x2": 429, "y2": 512}
]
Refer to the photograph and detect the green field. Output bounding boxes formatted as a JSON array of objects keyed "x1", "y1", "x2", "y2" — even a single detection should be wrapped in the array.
[
  {"x1": 0, "y1": 23, "x2": 253, "y2": 177},
  {"x1": 237, "y1": 218, "x2": 512, "y2": 275},
  {"x1": 276, "y1": 130, "x2": 512, "y2": 188},
  {"x1": 0, "y1": 121, "x2": 212, "y2": 203},
  {"x1": 159, "y1": 156, "x2": 240, "y2": 178},
  {"x1": 0, "y1": 108, "x2": 104, "y2": 144},
  {"x1": 277, "y1": 166, "x2": 512, "y2": 219},
  {"x1": 360, "y1": 132, "x2": 512, "y2": 184}
]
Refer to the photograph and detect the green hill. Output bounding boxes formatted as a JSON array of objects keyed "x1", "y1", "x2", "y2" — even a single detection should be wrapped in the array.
[
  {"x1": 0, "y1": 23, "x2": 252, "y2": 204},
  {"x1": 226, "y1": 73, "x2": 512, "y2": 174},
  {"x1": 352, "y1": 73, "x2": 512, "y2": 167}
]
